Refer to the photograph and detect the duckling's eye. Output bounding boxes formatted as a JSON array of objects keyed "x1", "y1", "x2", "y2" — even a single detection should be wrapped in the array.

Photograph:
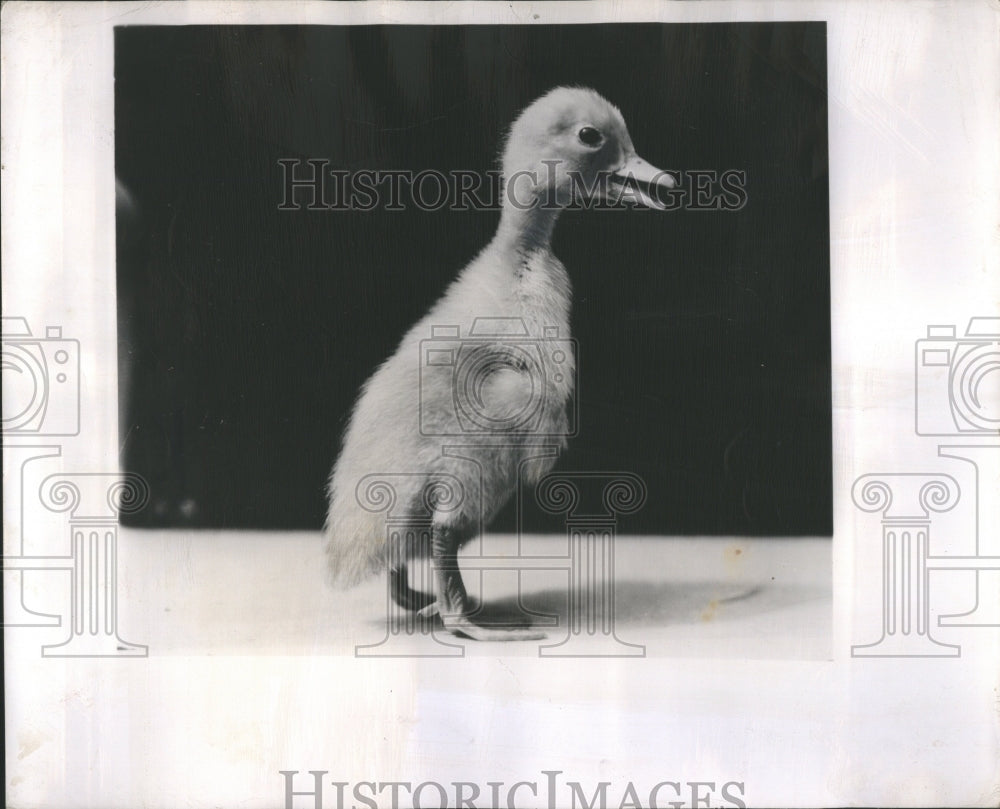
[{"x1": 577, "y1": 126, "x2": 603, "y2": 147}]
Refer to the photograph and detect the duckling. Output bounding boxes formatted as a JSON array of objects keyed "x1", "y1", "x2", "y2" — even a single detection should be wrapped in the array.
[{"x1": 325, "y1": 86, "x2": 675, "y2": 641}]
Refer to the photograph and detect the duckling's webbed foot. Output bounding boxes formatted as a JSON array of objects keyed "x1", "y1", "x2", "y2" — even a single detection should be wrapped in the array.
[
  {"x1": 440, "y1": 614, "x2": 546, "y2": 642},
  {"x1": 431, "y1": 524, "x2": 546, "y2": 642},
  {"x1": 416, "y1": 602, "x2": 439, "y2": 619}
]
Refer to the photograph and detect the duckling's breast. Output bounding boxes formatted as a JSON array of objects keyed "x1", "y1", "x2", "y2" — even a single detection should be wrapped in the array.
[{"x1": 514, "y1": 248, "x2": 575, "y2": 416}]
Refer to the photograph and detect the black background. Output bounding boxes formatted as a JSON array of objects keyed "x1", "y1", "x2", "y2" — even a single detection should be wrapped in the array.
[{"x1": 116, "y1": 23, "x2": 831, "y2": 535}]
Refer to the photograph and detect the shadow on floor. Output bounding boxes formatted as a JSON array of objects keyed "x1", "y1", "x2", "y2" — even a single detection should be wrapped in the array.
[{"x1": 374, "y1": 578, "x2": 830, "y2": 633}]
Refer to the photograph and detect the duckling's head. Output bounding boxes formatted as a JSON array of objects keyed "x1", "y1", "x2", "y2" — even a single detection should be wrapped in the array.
[{"x1": 501, "y1": 86, "x2": 676, "y2": 212}]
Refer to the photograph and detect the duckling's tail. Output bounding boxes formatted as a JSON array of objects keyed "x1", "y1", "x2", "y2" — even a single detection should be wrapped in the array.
[{"x1": 323, "y1": 468, "x2": 388, "y2": 587}]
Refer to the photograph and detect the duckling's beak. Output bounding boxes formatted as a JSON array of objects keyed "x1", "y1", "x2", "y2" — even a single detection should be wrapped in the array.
[{"x1": 609, "y1": 154, "x2": 677, "y2": 210}]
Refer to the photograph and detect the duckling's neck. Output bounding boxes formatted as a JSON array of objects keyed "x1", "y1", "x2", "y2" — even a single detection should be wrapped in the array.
[{"x1": 492, "y1": 199, "x2": 560, "y2": 258}]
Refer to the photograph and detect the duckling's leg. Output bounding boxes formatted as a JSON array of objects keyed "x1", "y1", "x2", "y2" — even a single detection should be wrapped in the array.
[
  {"x1": 389, "y1": 564, "x2": 436, "y2": 612},
  {"x1": 431, "y1": 523, "x2": 545, "y2": 641}
]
